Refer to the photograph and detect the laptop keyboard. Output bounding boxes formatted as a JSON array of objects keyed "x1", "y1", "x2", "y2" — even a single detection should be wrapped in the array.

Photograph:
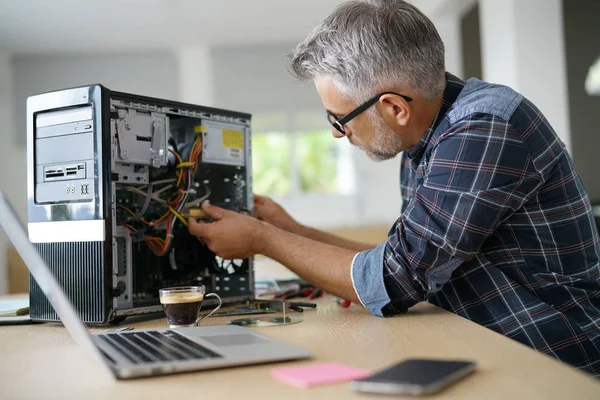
[{"x1": 98, "y1": 330, "x2": 223, "y2": 364}]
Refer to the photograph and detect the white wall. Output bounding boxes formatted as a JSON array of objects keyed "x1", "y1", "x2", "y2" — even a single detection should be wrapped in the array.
[
  {"x1": 13, "y1": 52, "x2": 179, "y2": 146},
  {"x1": 0, "y1": 53, "x2": 20, "y2": 294},
  {"x1": 177, "y1": 46, "x2": 214, "y2": 106},
  {"x1": 479, "y1": 0, "x2": 571, "y2": 152},
  {"x1": 432, "y1": 15, "x2": 464, "y2": 78},
  {"x1": 212, "y1": 43, "x2": 322, "y2": 115}
]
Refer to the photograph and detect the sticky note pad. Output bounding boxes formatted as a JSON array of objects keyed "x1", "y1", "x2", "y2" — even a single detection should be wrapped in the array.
[{"x1": 270, "y1": 363, "x2": 371, "y2": 388}]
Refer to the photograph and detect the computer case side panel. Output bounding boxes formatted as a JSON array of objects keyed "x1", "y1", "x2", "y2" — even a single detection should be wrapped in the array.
[{"x1": 27, "y1": 84, "x2": 113, "y2": 324}]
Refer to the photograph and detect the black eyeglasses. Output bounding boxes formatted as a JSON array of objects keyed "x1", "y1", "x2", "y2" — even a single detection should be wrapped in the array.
[{"x1": 327, "y1": 91, "x2": 413, "y2": 134}]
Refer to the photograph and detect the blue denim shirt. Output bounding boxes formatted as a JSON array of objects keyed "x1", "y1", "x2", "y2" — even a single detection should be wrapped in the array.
[{"x1": 351, "y1": 73, "x2": 600, "y2": 377}]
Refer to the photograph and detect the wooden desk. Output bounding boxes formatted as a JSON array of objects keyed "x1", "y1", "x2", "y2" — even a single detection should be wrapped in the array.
[{"x1": 1, "y1": 293, "x2": 599, "y2": 400}]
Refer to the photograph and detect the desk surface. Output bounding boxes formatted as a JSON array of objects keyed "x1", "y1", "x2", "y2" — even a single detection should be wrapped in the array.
[{"x1": 1, "y1": 293, "x2": 599, "y2": 400}]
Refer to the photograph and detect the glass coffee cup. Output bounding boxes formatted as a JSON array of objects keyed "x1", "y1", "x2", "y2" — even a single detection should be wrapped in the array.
[{"x1": 159, "y1": 286, "x2": 222, "y2": 328}]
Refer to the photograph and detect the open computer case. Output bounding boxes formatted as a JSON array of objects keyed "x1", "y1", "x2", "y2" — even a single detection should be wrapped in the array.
[{"x1": 27, "y1": 84, "x2": 253, "y2": 324}]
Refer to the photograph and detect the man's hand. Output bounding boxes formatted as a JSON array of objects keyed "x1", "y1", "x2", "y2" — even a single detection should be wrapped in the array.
[
  {"x1": 254, "y1": 194, "x2": 302, "y2": 234},
  {"x1": 188, "y1": 202, "x2": 263, "y2": 259}
]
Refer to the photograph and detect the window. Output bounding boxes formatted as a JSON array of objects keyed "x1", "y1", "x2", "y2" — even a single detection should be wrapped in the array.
[
  {"x1": 252, "y1": 132, "x2": 292, "y2": 196},
  {"x1": 297, "y1": 131, "x2": 339, "y2": 193},
  {"x1": 252, "y1": 130, "x2": 355, "y2": 197}
]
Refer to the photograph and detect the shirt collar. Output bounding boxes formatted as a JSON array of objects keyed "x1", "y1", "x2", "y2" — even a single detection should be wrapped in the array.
[{"x1": 406, "y1": 72, "x2": 465, "y2": 163}]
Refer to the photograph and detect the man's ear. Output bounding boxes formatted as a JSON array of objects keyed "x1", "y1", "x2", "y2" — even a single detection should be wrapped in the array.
[{"x1": 378, "y1": 94, "x2": 411, "y2": 127}]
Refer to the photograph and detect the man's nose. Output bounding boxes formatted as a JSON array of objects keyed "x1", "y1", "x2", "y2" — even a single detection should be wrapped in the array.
[{"x1": 331, "y1": 126, "x2": 346, "y2": 139}]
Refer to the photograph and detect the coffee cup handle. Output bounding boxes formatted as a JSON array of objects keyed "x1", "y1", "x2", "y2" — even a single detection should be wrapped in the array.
[{"x1": 197, "y1": 293, "x2": 222, "y2": 325}]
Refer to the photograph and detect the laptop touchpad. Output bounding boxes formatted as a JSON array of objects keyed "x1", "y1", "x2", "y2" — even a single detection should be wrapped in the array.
[{"x1": 202, "y1": 334, "x2": 269, "y2": 347}]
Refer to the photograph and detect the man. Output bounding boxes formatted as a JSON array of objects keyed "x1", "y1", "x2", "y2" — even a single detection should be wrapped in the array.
[{"x1": 189, "y1": 0, "x2": 600, "y2": 376}]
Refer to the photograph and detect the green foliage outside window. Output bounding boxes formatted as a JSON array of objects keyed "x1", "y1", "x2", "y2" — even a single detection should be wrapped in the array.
[
  {"x1": 297, "y1": 131, "x2": 339, "y2": 193},
  {"x1": 252, "y1": 131, "x2": 340, "y2": 196},
  {"x1": 251, "y1": 132, "x2": 291, "y2": 196}
]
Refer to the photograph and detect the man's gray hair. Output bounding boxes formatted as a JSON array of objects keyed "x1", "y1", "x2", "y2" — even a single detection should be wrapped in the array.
[{"x1": 289, "y1": 0, "x2": 446, "y2": 101}]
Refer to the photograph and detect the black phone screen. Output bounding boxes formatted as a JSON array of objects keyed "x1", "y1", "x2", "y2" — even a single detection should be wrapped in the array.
[{"x1": 364, "y1": 359, "x2": 473, "y2": 385}]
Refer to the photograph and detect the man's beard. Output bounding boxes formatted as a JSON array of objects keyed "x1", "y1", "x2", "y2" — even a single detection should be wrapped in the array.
[{"x1": 350, "y1": 111, "x2": 403, "y2": 161}]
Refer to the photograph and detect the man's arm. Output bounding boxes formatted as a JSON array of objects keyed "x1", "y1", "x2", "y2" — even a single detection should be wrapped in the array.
[
  {"x1": 254, "y1": 194, "x2": 375, "y2": 251},
  {"x1": 256, "y1": 224, "x2": 360, "y2": 302},
  {"x1": 295, "y1": 225, "x2": 375, "y2": 252}
]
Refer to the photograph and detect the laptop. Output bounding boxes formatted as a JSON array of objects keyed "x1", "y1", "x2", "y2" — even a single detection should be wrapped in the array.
[{"x1": 0, "y1": 190, "x2": 312, "y2": 379}]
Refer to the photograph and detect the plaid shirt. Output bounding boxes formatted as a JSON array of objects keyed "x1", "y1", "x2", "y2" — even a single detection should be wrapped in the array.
[{"x1": 351, "y1": 73, "x2": 600, "y2": 376}]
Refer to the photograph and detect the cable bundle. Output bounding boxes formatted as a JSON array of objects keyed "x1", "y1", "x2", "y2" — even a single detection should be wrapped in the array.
[{"x1": 117, "y1": 136, "x2": 204, "y2": 256}]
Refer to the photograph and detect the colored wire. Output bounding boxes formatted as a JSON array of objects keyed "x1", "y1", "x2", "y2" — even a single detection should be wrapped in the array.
[
  {"x1": 119, "y1": 136, "x2": 204, "y2": 256},
  {"x1": 169, "y1": 206, "x2": 188, "y2": 227},
  {"x1": 118, "y1": 205, "x2": 151, "y2": 225}
]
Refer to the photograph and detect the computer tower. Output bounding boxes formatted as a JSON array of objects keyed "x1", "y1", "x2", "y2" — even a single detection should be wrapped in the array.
[{"x1": 27, "y1": 84, "x2": 254, "y2": 324}]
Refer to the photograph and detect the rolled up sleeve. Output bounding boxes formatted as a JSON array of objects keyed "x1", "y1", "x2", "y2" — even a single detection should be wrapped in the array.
[
  {"x1": 351, "y1": 242, "x2": 390, "y2": 316},
  {"x1": 352, "y1": 239, "x2": 437, "y2": 317}
]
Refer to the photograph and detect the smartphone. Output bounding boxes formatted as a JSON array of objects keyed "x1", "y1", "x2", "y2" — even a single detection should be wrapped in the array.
[{"x1": 351, "y1": 358, "x2": 476, "y2": 396}]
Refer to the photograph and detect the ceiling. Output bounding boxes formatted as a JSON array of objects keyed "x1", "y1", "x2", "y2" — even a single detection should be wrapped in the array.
[{"x1": 0, "y1": 0, "x2": 445, "y2": 54}]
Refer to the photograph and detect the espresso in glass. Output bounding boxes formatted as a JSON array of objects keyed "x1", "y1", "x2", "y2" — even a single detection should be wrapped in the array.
[{"x1": 159, "y1": 286, "x2": 221, "y2": 328}]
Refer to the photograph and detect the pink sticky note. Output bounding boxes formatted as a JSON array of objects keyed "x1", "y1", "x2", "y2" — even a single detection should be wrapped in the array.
[{"x1": 270, "y1": 363, "x2": 371, "y2": 388}]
